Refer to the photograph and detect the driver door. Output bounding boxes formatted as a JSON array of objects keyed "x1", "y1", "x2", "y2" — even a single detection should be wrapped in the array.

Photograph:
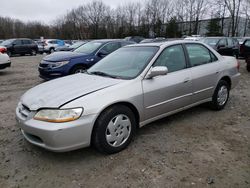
[{"x1": 142, "y1": 44, "x2": 193, "y2": 120}]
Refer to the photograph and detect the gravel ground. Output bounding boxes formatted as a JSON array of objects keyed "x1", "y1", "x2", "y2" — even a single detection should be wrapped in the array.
[{"x1": 0, "y1": 55, "x2": 249, "y2": 188}]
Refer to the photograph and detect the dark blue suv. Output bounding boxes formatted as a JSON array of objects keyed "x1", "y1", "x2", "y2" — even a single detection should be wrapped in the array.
[{"x1": 38, "y1": 39, "x2": 134, "y2": 80}]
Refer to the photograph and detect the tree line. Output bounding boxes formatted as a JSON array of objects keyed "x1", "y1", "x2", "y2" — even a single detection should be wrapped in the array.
[{"x1": 0, "y1": 0, "x2": 249, "y2": 40}]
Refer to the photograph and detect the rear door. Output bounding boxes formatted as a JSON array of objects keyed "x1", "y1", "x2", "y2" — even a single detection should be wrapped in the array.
[
  {"x1": 217, "y1": 38, "x2": 228, "y2": 55},
  {"x1": 227, "y1": 38, "x2": 235, "y2": 56},
  {"x1": 22, "y1": 39, "x2": 31, "y2": 53},
  {"x1": 185, "y1": 43, "x2": 220, "y2": 103},
  {"x1": 13, "y1": 40, "x2": 23, "y2": 54},
  {"x1": 142, "y1": 44, "x2": 193, "y2": 120}
]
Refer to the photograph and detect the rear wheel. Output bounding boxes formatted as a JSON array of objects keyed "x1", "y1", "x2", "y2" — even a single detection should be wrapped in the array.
[
  {"x1": 247, "y1": 65, "x2": 250, "y2": 72},
  {"x1": 92, "y1": 105, "x2": 136, "y2": 154},
  {"x1": 30, "y1": 49, "x2": 37, "y2": 56},
  {"x1": 49, "y1": 48, "x2": 55, "y2": 53},
  {"x1": 210, "y1": 80, "x2": 230, "y2": 110}
]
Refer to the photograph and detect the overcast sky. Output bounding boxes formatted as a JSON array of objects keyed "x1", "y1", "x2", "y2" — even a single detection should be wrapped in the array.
[{"x1": 1, "y1": 0, "x2": 141, "y2": 24}]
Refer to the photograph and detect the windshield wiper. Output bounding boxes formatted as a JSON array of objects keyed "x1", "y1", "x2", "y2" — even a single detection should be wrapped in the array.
[{"x1": 89, "y1": 71, "x2": 120, "y2": 79}]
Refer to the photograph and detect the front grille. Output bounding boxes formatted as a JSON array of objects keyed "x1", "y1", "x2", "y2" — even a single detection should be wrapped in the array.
[
  {"x1": 39, "y1": 63, "x2": 49, "y2": 68},
  {"x1": 19, "y1": 104, "x2": 31, "y2": 119},
  {"x1": 39, "y1": 60, "x2": 51, "y2": 68}
]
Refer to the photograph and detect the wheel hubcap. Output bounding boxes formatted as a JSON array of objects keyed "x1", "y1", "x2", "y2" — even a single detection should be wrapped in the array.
[
  {"x1": 105, "y1": 114, "x2": 131, "y2": 147},
  {"x1": 75, "y1": 69, "x2": 86, "y2": 73},
  {"x1": 217, "y1": 85, "x2": 228, "y2": 106}
]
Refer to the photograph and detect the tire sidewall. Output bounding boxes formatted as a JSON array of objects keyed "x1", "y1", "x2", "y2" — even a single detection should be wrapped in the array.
[
  {"x1": 93, "y1": 105, "x2": 136, "y2": 154},
  {"x1": 212, "y1": 80, "x2": 230, "y2": 110}
]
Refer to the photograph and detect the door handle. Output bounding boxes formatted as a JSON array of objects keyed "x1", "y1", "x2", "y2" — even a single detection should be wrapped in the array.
[{"x1": 183, "y1": 78, "x2": 190, "y2": 83}]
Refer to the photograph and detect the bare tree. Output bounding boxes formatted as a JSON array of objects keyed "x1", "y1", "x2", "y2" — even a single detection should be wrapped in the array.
[{"x1": 224, "y1": 0, "x2": 243, "y2": 36}]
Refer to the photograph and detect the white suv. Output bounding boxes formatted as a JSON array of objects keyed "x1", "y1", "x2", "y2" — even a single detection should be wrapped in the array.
[{"x1": 43, "y1": 39, "x2": 65, "y2": 53}]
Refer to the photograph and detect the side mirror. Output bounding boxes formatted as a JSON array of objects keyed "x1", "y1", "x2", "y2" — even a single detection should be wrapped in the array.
[
  {"x1": 145, "y1": 66, "x2": 168, "y2": 79},
  {"x1": 97, "y1": 50, "x2": 108, "y2": 57}
]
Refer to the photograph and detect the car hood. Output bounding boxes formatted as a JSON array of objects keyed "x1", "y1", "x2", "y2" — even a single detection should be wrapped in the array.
[
  {"x1": 43, "y1": 51, "x2": 88, "y2": 62},
  {"x1": 21, "y1": 74, "x2": 124, "y2": 110}
]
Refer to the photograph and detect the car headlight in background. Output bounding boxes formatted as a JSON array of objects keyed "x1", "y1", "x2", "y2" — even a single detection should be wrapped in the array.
[
  {"x1": 50, "y1": 61, "x2": 69, "y2": 69},
  {"x1": 34, "y1": 108, "x2": 83, "y2": 123}
]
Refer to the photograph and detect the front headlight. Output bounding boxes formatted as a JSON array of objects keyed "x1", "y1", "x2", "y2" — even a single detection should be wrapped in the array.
[
  {"x1": 50, "y1": 61, "x2": 69, "y2": 69},
  {"x1": 34, "y1": 108, "x2": 83, "y2": 123}
]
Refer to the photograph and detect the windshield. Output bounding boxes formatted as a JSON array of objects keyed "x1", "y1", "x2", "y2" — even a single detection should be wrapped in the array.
[
  {"x1": 88, "y1": 46, "x2": 159, "y2": 79},
  {"x1": 202, "y1": 38, "x2": 220, "y2": 46},
  {"x1": 73, "y1": 41, "x2": 103, "y2": 54},
  {"x1": 1, "y1": 39, "x2": 15, "y2": 46}
]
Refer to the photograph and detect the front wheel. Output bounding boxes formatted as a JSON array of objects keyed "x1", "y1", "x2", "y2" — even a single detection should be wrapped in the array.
[
  {"x1": 70, "y1": 65, "x2": 86, "y2": 74},
  {"x1": 210, "y1": 80, "x2": 230, "y2": 110},
  {"x1": 92, "y1": 105, "x2": 136, "y2": 154}
]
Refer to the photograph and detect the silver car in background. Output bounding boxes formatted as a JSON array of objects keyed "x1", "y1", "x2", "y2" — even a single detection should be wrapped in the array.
[{"x1": 16, "y1": 41, "x2": 240, "y2": 154}]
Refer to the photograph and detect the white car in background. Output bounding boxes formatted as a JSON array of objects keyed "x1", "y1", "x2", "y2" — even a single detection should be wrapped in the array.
[
  {"x1": 43, "y1": 39, "x2": 65, "y2": 53},
  {"x1": 0, "y1": 52, "x2": 11, "y2": 70}
]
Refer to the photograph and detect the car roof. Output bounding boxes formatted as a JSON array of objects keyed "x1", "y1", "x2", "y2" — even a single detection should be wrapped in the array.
[
  {"x1": 128, "y1": 40, "x2": 204, "y2": 48},
  {"x1": 91, "y1": 39, "x2": 129, "y2": 43}
]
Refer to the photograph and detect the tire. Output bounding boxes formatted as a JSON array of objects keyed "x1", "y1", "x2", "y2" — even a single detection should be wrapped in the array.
[
  {"x1": 210, "y1": 80, "x2": 230, "y2": 110},
  {"x1": 247, "y1": 65, "x2": 250, "y2": 72},
  {"x1": 70, "y1": 65, "x2": 86, "y2": 74},
  {"x1": 49, "y1": 48, "x2": 55, "y2": 53},
  {"x1": 232, "y1": 51, "x2": 238, "y2": 59},
  {"x1": 92, "y1": 105, "x2": 136, "y2": 154},
  {"x1": 30, "y1": 49, "x2": 37, "y2": 56}
]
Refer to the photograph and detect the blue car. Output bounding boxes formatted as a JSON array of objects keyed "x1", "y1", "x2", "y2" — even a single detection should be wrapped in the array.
[{"x1": 39, "y1": 39, "x2": 134, "y2": 80}]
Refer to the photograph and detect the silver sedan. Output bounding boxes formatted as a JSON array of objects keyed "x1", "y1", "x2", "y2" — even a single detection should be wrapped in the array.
[{"x1": 16, "y1": 41, "x2": 240, "y2": 154}]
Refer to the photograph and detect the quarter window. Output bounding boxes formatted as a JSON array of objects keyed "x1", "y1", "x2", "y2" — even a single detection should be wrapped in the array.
[
  {"x1": 14, "y1": 40, "x2": 22, "y2": 45},
  {"x1": 227, "y1": 38, "x2": 233, "y2": 46},
  {"x1": 186, "y1": 44, "x2": 216, "y2": 67},
  {"x1": 153, "y1": 45, "x2": 186, "y2": 73}
]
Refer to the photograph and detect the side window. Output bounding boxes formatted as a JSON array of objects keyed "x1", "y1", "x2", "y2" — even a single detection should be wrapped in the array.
[
  {"x1": 14, "y1": 40, "x2": 22, "y2": 45},
  {"x1": 218, "y1": 38, "x2": 227, "y2": 46},
  {"x1": 101, "y1": 42, "x2": 121, "y2": 54},
  {"x1": 153, "y1": 44, "x2": 186, "y2": 73},
  {"x1": 22, "y1": 40, "x2": 31, "y2": 45},
  {"x1": 227, "y1": 38, "x2": 233, "y2": 46},
  {"x1": 186, "y1": 44, "x2": 213, "y2": 66},
  {"x1": 245, "y1": 40, "x2": 250, "y2": 47},
  {"x1": 49, "y1": 40, "x2": 56, "y2": 44}
]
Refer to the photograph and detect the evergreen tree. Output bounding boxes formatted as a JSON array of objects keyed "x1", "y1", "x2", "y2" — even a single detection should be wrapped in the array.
[
  {"x1": 165, "y1": 17, "x2": 181, "y2": 38},
  {"x1": 206, "y1": 18, "x2": 223, "y2": 36}
]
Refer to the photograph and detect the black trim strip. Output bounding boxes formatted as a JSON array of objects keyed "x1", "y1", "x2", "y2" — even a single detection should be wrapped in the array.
[{"x1": 58, "y1": 85, "x2": 115, "y2": 108}]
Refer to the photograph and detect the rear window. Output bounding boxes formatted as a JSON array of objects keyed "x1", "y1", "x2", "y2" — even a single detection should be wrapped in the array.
[{"x1": 186, "y1": 44, "x2": 217, "y2": 67}]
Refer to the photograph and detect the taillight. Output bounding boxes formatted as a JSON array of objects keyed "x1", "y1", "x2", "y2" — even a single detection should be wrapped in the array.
[{"x1": 0, "y1": 47, "x2": 7, "y2": 53}]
